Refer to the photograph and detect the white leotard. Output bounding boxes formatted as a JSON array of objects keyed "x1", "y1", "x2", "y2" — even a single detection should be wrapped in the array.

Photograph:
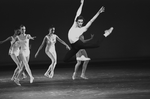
[
  {"x1": 45, "y1": 34, "x2": 57, "y2": 59},
  {"x1": 17, "y1": 34, "x2": 30, "y2": 57},
  {"x1": 45, "y1": 34, "x2": 56, "y2": 53}
]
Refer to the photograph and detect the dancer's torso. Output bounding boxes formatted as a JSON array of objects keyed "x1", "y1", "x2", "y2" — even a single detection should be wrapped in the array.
[
  {"x1": 45, "y1": 34, "x2": 56, "y2": 52},
  {"x1": 9, "y1": 36, "x2": 20, "y2": 55},
  {"x1": 18, "y1": 34, "x2": 29, "y2": 50},
  {"x1": 17, "y1": 34, "x2": 30, "y2": 57},
  {"x1": 68, "y1": 26, "x2": 86, "y2": 44}
]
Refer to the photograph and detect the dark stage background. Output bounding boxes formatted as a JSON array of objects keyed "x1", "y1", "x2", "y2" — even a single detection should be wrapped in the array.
[{"x1": 0, "y1": 0, "x2": 150, "y2": 66}]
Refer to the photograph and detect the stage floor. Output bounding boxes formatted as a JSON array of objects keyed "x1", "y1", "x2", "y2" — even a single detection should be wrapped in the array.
[{"x1": 0, "y1": 62, "x2": 150, "y2": 99}]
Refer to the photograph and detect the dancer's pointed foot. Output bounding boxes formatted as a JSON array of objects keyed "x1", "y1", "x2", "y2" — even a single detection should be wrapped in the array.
[
  {"x1": 44, "y1": 73, "x2": 50, "y2": 78},
  {"x1": 23, "y1": 74, "x2": 27, "y2": 79},
  {"x1": 80, "y1": 74, "x2": 88, "y2": 79},
  {"x1": 72, "y1": 72, "x2": 76, "y2": 80},
  {"x1": 14, "y1": 79, "x2": 21, "y2": 86},
  {"x1": 20, "y1": 74, "x2": 27, "y2": 80},
  {"x1": 11, "y1": 77, "x2": 15, "y2": 81},
  {"x1": 30, "y1": 77, "x2": 34, "y2": 83},
  {"x1": 49, "y1": 71, "x2": 54, "y2": 78},
  {"x1": 104, "y1": 27, "x2": 114, "y2": 37}
]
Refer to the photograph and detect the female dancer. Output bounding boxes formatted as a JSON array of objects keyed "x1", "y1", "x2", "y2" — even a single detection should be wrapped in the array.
[
  {"x1": 0, "y1": 29, "x2": 26, "y2": 85},
  {"x1": 15, "y1": 25, "x2": 35, "y2": 84},
  {"x1": 35, "y1": 27, "x2": 70, "y2": 78},
  {"x1": 72, "y1": 35, "x2": 91, "y2": 80}
]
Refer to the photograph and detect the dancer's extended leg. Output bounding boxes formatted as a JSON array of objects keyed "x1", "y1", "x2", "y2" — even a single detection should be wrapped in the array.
[
  {"x1": 64, "y1": 27, "x2": 114, "y2": 62},
  {"x1": 72, "y1": 60, "x2": 81, "y2": 80},
  {"x1": 80, "y1": 60, "x2": 89, "y2": 79}
]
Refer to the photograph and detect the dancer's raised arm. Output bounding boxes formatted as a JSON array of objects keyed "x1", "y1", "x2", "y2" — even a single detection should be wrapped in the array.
[
  {"x1": 73, "y1": 0, "x2": 84, "y2": 23},
  {"x1": 35, "y1": 36, "x2": 47, "y2": 58},
  {"x1": 56, "y1": 35, "x2": 70, "y2": 50},
  {"x1": 85, "y1": 6, "x2": 105, "y2": 29}
]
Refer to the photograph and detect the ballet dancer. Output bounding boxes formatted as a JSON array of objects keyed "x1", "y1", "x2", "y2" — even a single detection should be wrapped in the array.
[
  {"x1": 72, "y1": 35, "x2": 92, "y2": 80},
  {"x1": 35, "y1": 27, "x2": 70, "y2": 78},
  {"x1": 15, "y1": 25, "x2": 35, "y2": 84},
  {"x1": 64, "y1": 0, "x2": 114, "y2": 62},
  {"x1": 0, "y1": 29, "x2": 27, "y2": 85}
]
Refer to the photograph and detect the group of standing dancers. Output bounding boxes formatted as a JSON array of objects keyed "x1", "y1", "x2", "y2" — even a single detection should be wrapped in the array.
[{"x1": 0, "y1": 0, "x2": 113, "y2": 86}]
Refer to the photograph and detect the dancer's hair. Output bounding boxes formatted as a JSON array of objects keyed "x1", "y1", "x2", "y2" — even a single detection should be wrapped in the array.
[
  {"x1": 20, "y1": 25, "x2": 26, "y2": 30},
  {"x1": 49, "y1": 25, "x2": 55, "y2": 30},
  {"x1": 48, "y1": 25, "x2": 55, "y2": 34},
  {"x1": 76, "y1": 16, "x2": 85, "y2": 22},
  {"x1": 13, "y1": 29, "x2": 21, "y2": 37}
]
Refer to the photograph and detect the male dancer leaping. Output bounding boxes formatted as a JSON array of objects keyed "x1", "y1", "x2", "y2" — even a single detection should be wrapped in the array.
[{"x1": 64, "y1": 0, "x2": 114, "y2": 62}]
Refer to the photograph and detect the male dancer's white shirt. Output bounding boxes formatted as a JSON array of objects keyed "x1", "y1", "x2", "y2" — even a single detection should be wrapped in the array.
[{"x1": 68, "y1": 25, "x2": 86, "y2": 44}]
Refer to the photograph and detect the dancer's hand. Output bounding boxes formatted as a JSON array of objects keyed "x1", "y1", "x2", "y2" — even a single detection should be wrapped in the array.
[
  {"x1": 91, "y1": 34, "x2": 94, "y2": 38},
  {"x1": 66, "y1": 45, "x2": 70, "y2": 50},
  {"x1": 81, "y1": 0, "x2": 84, "y2": 4},
  {"x1": 35, "y1": 53, "x2": 38, "y2": 58},
  {"x1": 32, "y1": 36, "x2": 36, "y2": 40},
  {"x1": 99, "y1": 6, "x2": 105, "y2": 13}
]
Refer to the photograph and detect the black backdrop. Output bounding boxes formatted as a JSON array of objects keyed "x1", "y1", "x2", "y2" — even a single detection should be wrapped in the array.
[{"x1": 0, "y1": 0, "x2": 150, "y2": 65}]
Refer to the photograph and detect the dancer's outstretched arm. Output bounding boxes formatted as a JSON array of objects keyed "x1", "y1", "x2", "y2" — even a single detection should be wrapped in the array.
[
  {"x1": 0, "y1": 36, "x2": 12, "y2": 44},
  {"x1": 79, "y1": 34, "x2": 94, "y2": 43},
  {"x1": 56, "y1": 35, "x2": 70, "y2": 50},
  {"x1": 27, "y1": 34, "x2": 36, "y2": 40},
  {"x1": 35, "y1": 36, "x2": 47, "y2": 58},
  {"x1": 85, "y1": 6, "x2": 105, "y2": 29},
  {"x1": 72, "y1": 0, "x2": 84, "y2": 25}
]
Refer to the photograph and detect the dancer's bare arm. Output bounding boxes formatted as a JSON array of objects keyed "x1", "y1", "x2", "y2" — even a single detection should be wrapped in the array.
[
  {"x1": 27, "y1": 34, "x2": 36, "y2": 40},
  {"x1": 85, "y1": 6, "x2": 105, "y2": 29},
  {"x1": 79, "y1": 34, "x2": 94, "y2": 43},
  {"x1": 56, "y1": 35, "x2": 70, "y2": 50},
  {"x1": 72, "y1": 0, "x2": 84, "y2": 26},
  {"x1": 0, "y1": 36, "x2": 11, "y2": 44},
  {"x1": 35, "y1": 36, "x2": 47, "y2": 58}
]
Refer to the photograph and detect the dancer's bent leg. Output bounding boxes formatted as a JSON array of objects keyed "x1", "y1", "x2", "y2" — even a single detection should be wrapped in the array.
[
  {"x1": 49, "y1": 52, "x2": 57, "y2": 78},
  {"x1": 11, "y1": 54, "x2": 27, "y2": 80},
  {"x1": 45, "y1": 51, "x2": 56, "y2": 78},
  {"x1": 18, "y1": 53, "x2": 34, "y2": 83},
  {"x1": 10, "y1": 54, "x2": 21, "y2": 80}
]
